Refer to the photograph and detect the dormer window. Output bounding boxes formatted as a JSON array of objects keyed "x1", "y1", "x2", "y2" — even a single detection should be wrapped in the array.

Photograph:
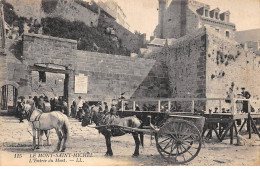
[
  {"x1": 220, "y1": 11, "x2": 230, "y2": 22},
  {"x1": 210, "y1": 8, "x2": 220, "y2": 19}
]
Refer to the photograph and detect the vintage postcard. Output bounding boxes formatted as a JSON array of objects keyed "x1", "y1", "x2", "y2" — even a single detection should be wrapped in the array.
[{"x1": 0, "y1": 0, "x2": 260, "y2": 166}]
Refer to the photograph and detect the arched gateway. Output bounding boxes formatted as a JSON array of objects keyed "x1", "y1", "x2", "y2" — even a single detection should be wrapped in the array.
[{"x1": 0, "y1": 81, "x2": 19, "y2": 113}]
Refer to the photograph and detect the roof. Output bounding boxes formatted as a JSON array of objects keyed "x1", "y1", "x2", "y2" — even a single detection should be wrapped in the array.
[
  {"x1": 148, "y1": 38, "x2": 176, "y2": 47},
  {"x1": 235, "y1": 28, "x2": 260, "y2": 43},
  {"x1": 148, "y1": 38, "x2": 166, "y2": 47}
]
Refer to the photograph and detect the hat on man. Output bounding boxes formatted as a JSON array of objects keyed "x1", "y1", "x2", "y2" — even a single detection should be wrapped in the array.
[{"x1": 241, "y1": 87, "x2": 245, "y2": 90}]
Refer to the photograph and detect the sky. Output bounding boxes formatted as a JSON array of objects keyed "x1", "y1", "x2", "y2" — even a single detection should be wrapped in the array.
[{"x1": 110, "y1": 0, "x2": 260, "y2": 38}]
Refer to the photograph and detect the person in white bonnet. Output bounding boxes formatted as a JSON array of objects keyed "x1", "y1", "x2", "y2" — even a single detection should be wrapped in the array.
[
  {"x1": 77, "y1": 96, "x2": 84, "y2": 111},
  {"x1": 76, "y1": 96, "x2": 85, "y2": 120}
]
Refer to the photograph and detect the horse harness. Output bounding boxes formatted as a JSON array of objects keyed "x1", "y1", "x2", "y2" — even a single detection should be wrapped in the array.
[
  {"x1": 26, "y1": 107, "x2": 43, "y2": 130},
  {"x1": 31, "y1": 113, "x2": 43, "y2": 130}
]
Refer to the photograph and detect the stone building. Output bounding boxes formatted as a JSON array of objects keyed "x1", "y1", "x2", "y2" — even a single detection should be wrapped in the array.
[
  {"x1": 0, "y1": 0, "x2": 161, "y2": 113},
  {"x1": 154, "y1": 0, "x2": 236, "y2": 40},
  {"x1": 1, "y1": 0, "x2": 259, "y2": 113},
  {"x1": 97, "y1": 0, "x2": 130, "y2": 30},
  {"x1": 149, "y1": 0, "x2": 260, "y2": 111},
  {"x1": 0, "y1": 31, "x2": 167, "y2": 113}
]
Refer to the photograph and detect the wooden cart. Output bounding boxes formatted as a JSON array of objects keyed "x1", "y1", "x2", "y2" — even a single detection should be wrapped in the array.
[{"x1": 96, "y1": 114, "x2": 205, "y2": 164}]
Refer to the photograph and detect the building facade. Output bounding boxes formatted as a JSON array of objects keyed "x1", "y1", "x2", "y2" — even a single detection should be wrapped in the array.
[
  {"x1": 155, "y1": 0, "x2": 236, "y2": 40},
  {"x1": 97, "y1": 0, "x2": 130, "y2": 30}
]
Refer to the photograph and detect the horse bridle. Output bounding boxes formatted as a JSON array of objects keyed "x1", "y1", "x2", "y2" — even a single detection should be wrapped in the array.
[{"x1": 22, "y1": 104, "x2": 33, "y2": 121}]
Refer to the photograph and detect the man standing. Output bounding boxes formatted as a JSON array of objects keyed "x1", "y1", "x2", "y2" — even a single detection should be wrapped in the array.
[
  {"x1": 17, "y1": 96, "x2": 25, "y2": 123},
  {"x1": 71, "y1": 98, "x2": 77, "y2": 118},
  {"x1": 110, "y1": 104, "x2": 117, "y2": 116},
  {"x1": 26, "y1": 95, "x2": 35, "y2": 108},
  {"x1": 225, "y1": 82, "x2": 235, "y2": 113},
  {"x1": 241, "y1": 87, "x2": 251, "y2": 113},
  {"x1": 104, "y1": 102, "x2": 109, "y2": 114}
]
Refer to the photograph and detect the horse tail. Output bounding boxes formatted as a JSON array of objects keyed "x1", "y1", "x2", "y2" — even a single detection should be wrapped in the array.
[{"x1": 62, "y1": 118, "x2": 69, "y2": 140}]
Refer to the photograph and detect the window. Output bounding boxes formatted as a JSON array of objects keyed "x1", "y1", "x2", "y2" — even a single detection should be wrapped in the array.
[
  {"x1": 39, "y1": 71, "x2": 46, "y2": 82},
  {"x1": 205, "y1": 10, "x2": 208, "y2": 17},
  {"x1": 226, "y1": 31, "x2": 230, "y2": 38},
  {"x1": 216, "y1": 29, "x2": 219, "y2": 32}
]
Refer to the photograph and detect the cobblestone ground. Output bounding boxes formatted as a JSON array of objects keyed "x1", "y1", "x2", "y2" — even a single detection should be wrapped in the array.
[{"x1": 0, "y1": 116, "x2": 259, "y2": 166}]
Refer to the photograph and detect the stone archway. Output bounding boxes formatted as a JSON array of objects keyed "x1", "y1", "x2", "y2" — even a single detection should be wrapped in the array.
[{"x1": 0, "y1": 82, "x2": 18, "y2": 113}]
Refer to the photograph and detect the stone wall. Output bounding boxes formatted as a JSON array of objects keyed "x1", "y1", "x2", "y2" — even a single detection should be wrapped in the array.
[
  {"x1": 99, "y1": 16, "x2": 143, "y2": 53},
  {"x1": 22, "y1": 33, "x2": 160, "y2": 109},
  {"x1": 0, "y1": 39, "x2": 27, "y2": 94},
  {"x1": 185, "y1": 2, "x2": 200, "y2": 36},
  {"x1": 23, "y1": 33, "x2": 77, "y2": 66},
  {"x1": 48, "y1": 0, "x2": 99, "y2": 27},
  {"x1": 199, "y1": 19, "x2": 236, "y2": 40},
  {"x1": 133, "y1": 47, "x2": 170, "y2": 99},
  {"x1": 31, "y1": 71, "x2": 65, "y2": 97},
  {"x1": 6, "y1": 0, "x2": 99, "y2": 27},
  {"x1": 166, "y1": 28, "x2": 207, "y2": 111},
  {"x1": 155, "y1": 0, "x2": 182, "y2": 39},
  {"x1": 72, "y1": 50, "x2": 156, "y2": 102},
  {"x1": 5, "y1": 0, "x2": 45, "y2": 20},
  {"x1": 155, "y1": 0, "x2": 200, "y2": 39},
  {"x1": 205, "y1": 27, "x2": 260, "y2": 111},
  {"x1": 22, "y1": 33, "x2": 76, "y2": 100}
]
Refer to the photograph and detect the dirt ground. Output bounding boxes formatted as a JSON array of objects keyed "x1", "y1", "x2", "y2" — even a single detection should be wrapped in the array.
[{"x1": 0, "y1": 115, "x2": 259, "y2": 166}]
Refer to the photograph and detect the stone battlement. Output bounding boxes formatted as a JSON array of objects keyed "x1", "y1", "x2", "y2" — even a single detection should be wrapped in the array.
[{"x1": 23, "y1": 33, "x2": 77, "y2": 44}]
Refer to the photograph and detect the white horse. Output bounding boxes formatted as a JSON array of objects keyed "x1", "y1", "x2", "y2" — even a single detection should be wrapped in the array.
[{"x1": 22, "y1": 104, "x2": 69, "y2": 152}]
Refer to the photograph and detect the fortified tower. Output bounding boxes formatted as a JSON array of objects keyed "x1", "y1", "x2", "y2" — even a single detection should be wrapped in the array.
[{"x1": 158, "y1": 0, "x2": 168, "y2": 39}]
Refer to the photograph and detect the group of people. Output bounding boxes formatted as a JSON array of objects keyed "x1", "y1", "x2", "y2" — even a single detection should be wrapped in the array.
[
  {"x1": 226, "y1": 82, "x2": 252, "y2": 114},
  {"x1": 70, "y1": 96, "x2": 115, "y2": 121},
  {"x1": 17, "y1": 95, "x2": 69, "y2": 123}
]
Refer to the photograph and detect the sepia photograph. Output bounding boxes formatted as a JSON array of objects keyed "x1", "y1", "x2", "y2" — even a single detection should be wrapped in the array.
[{"x1": 0, "y1": 0, "x2": 260, "y2": 166}]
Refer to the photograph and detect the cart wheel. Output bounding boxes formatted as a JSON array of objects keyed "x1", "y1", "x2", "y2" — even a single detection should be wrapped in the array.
[{"x1": 155, "y1": 119, "x2": 202, "y2": 164}]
